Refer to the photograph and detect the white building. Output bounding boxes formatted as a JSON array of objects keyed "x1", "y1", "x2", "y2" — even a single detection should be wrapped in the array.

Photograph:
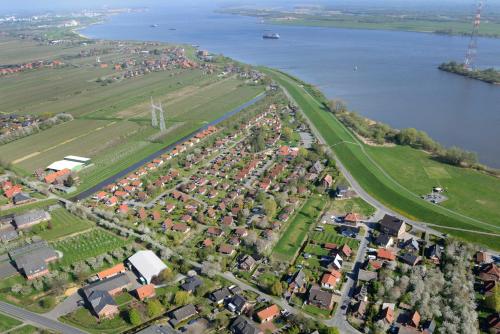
[{"x1": 127, "y1": 250, "x2": 167, "y2": 284}]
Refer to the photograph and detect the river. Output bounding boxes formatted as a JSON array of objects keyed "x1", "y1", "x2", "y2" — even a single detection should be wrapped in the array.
[{"x1": 81, "y1": 2, "x2": 500, "y2": 167}]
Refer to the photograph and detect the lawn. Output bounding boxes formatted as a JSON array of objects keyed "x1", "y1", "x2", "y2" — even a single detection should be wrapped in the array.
[
  {"x1": 330, "y1": 197, "x2": 376, "y2": 218},
  {"x1": 0, "y1": 312, "x2": 22, "y2": 332},
  {"x1": 264, "y1": 68, "x2": 500, "y2": 250},
  {"x1": 302, "y1": 304, "x2": 333, "y2": 318},
  {"x1": 5, "y1": 325, "x2": 53, "y2": 334},
  {"x1": 35, "y1": 208, "x2": 93, "y2": 240},
  {"x1": 53, "y1": 229, "x2": 130, "y2": 266},
  {"x1": 61, "y1": 307, "x2": 130, "y2": 334},
  {"x1": 309, "y1": 225, "x2": 360, "y2": 250},
  {"x1": 272, "y1": 196, "x2": 326, "y2": 262}
]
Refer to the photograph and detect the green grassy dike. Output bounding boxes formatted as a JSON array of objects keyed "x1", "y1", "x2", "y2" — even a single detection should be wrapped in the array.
[{"x1": 262, "y1": 67, "x2": 500, "y2": 250}]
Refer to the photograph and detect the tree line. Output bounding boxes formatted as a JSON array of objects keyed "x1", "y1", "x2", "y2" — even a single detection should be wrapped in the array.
[{"x1": 327, "y1": 99, "x2": 500, "y2": 174}]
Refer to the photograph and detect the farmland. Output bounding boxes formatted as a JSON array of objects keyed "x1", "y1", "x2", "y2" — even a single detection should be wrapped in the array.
[
  {"x1": 52, "y1": 229, "x2": 130, "y2": 266},
  {"x1": 0, "y1": 37, "x2": 265, "y2": 193},
  {"x1": 264, "y1": 68, "x2": 500, "y2": 250},
  {"x1": 272, "y1": 196, "x2": 326, "y2": 262}
]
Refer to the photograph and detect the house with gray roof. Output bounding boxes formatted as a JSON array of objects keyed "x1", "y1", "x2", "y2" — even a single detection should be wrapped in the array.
[
  {"x1": 136, "y1": 324, "x2": 178, "y2": 334},
  {"x1": 227, "y1": 294, "x2": 248, "y2": 314},
  {"x1": 379, "y1": 214, "x2": 406, "y2": 238},
  {"x1": 13, "y1": 210, "x2": 50, "y2": 230},
  {"x1": 307, "y1": 285, "x2": 334, "y2": 310},
  {"x1": 9, "y1": 241, "x2": 58, "y2": 280},
  {"x1": 210, "y1": 287, "x2": 231, "y2": 304},
  {"x1": 82, "y1": 273, "x2": 131, "y2": 318},
  {"x1": 230, "y1": 316, "x2": 263, "y2": 334},
  {"x1": 358, "y1": 269, "x2": 378, "y2": 282},
  {"x1": 181, "y1": 276, "x2": 203, "y2": 293},
  {"x1": 169, "y1": 304, "x2": 198, "y2": 326}
]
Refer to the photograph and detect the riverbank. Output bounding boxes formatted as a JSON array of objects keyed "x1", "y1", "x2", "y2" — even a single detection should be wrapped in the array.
[
  {"x1": 439, "y1": 61, "x2": 500, "y2": 85},
  {"x1": 220, "y1": 8, "x2": 500, "y2": 39},
  {"x1": 263, "y1": 67, "x2": 500, "y2": 250}
]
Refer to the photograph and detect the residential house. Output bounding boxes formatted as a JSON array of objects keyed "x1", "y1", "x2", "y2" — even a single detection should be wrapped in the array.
[
  {"x1": 181, "y1": 276, "x2": 203, "y2": 294},
  {"x1": 12, "y1": 210, "x2": 50, "y2": 230},
  {"x1": 352, "y1": 301, "x2": 367, "y2": 319},
  {"x1": 256, "y1": 304, "x2": 280, "y2": 323},
  {"x1": 9, "y1": 241, "x2": 58, "y2": 280},
  {"x1": 97, "y1": 263, "x2": 125, "y2": 280},
  {"x1": 379, "y1": 214, "x2": 406, "y2": 238},
  {"x1": 377, "y1": 248, "x2": 396, "y2": 261},
  {"x1": 82, "y1": 273, "x2": 131, "y2": 318},
  {"x1": 307, "y1": 285, "x2": 334, "y2": 310},
  {"x1": 425, "y1": 244, "x2": 442, "y2": 264},
  {"x1": 219, "y1": 244, "x2": 235, "y2": 256},
  {"x1": 380, "y1": 305, "x2": 394, "y2": 324},
  {"x1": 343, "y1": 212, "x2": 361, "y2": 225},
  {"x1": 479, "y1": 263, "x2": 500, "y2": 282},
  {"x1": 402, "y1": 238, "x2": 420, "y2": 253},
  {"x1": 134, "y1": 284, "x2": 156, "y2": 301},
  {"x1": 375, "y1": 233, "x2": 394, "y2": 248},
  {"x1": 321, "y1": 270, "x2": 341, "y2": 290},
  {"x1": 239, "y1": 255, "x2": 256, "y2": 271},
  {"x1": 210, "y1": 287, "x2": 232, "y2": 304},
  {"x1": 227, "y1": 294, "x2": 248, "y2": 314},
  {"x1": 288, "y1": 269, "x2": 307, "y2": 294},
  {"x1": 169, "y1": 304, "x2": 198, "y2": 327},
  {"x1": 230, "y1": 316, "x2": 263, "y2": 334},
  {"x1": 322, "y1": 174, "x2": 333, "y2": 188},
  {"x1": 400, "y1": 253, "x2": 421, "y2": 267},
  {"x1": 475, "y1": 251, "x2": 492, "y2": 264},
  {"x1": 408, "y1": 310, "x2": 421, "y2": 328}
]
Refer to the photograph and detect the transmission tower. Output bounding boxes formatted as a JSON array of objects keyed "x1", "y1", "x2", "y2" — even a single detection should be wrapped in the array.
[
  {"x1": 464, "y1": 1, "x2": 484, "y2": 70},
  {"x1": 150, "y1": 96, "x2": 158, "y2": 128},
  {"x1": 159, "y1": 102, "x2": 166, "y2": 132}
]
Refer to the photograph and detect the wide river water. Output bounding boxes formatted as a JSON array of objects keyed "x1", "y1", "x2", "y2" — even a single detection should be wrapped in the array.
[{"x1": 82, "y1": 3, "x2": 500, "y2": 167}]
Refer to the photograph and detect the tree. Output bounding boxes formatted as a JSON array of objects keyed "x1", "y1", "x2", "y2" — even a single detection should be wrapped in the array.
[
  {"x1": 329, "y1": 99, "x2": 347, "y2": 114},
  {"x1": 270, "y1": 280, "x2": 283, "y2": 296},
  {"x1": 147, "y1": 299, "x2": 163, "y2": 317},
  {"x1": 484, "y1": 284, "x2": 500, "y2": 312},
  {"x1": 40, "y1": 296, "x2": 55, "y2": 309},
  {"x1": 127, "y1": 308, "x2": 141, "y2": 326},
  {"x1": 326, "y1": 328, "x2": 340, "y2": 334},
  {"x1": 64, "y1": 175, "x2": 74, "y2": 187},
  {"x1": 174, "y1": 291, "x2": 190, "y2": 306},
  {"x1": 159, "y1": 268, "x2": 175, "y2": 283},
  {"x1": 263, "y1": 198, "x2": 277, "y2": 219}
]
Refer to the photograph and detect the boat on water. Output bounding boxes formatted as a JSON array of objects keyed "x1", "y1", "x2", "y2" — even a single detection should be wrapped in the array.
[
  {"x1": 263, "y1": 32, "x2": 280, "y2": 39},
  {"x1": 150, "y1": 24, "x2": 159, "y2": 28}
]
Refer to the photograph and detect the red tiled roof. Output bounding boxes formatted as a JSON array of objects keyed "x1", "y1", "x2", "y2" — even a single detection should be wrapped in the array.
[{"x1": 257, "y1": 304, "x2": 280, "y2": 322}]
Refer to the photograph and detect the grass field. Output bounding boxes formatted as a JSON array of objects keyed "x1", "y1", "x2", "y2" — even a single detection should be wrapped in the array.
[
  {"x1": 273, "y1": 196, "x2": 326, "y2": 262},
  {"x1": 0, "y1": 312, "x2": 22, "y2": 332},
  {"x1": 264, "y1": 68, "x2": 500, "y2": 250},
  {"x1": 36, "y1": 208, "x2": 93, "y2": 240},
  {"x1": 53, "y1": 229, "x2": 130, "y2": 266},
  {"x1": 4, "y1": 325, "x2": 48, "y2": 334}
]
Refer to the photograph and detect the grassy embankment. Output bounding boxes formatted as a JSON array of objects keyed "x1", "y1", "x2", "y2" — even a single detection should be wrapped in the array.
[
  {"x1": 0, "y1": 38, "x2": 264, "y2": 194},
  {"x1": 263, "y1": 68, "x2": 500, "y2": 250}
]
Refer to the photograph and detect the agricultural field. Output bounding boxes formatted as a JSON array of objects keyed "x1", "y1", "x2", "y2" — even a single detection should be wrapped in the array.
[
  {"x1": 0, "y1": 37, "x2": 264, "y2": 193},
  {"x1": 265, "y1": 68, "x2": 500, "y2": 250},
  {"x1": 272, "y1": 196, "x2": 326, "y2": 262},
  {"x1": 34, "y1": 208, "x2": 93, "y2": 241},
  {"x1": 52, "y1": 229, "x2": 130, "y2": 266}
]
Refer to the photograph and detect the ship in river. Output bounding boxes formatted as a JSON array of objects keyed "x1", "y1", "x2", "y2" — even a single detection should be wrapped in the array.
[{"x1": 263, "y1": 32, "x2": 280, "y2": 39}]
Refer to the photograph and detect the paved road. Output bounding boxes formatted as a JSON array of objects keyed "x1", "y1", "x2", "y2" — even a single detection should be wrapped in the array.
[{"x1": 0, "y1": 301, "x2": 88, "y2": 334}]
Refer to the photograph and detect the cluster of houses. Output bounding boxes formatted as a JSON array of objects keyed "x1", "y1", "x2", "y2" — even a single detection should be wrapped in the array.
[
  {"x1": 97, "y1": 46, "x2": 200, "y2": 81},
  {"x1": 91, "y1": 126, "x2": 218, "y2": 211},
  {"x1": 82, "y1": 249, "x2": 166, "y2": 319},
  {"x1": 0, "y1": 114, "x2": 40, "y2": 136},
  {"x1": 8, "y1": 240, "x2": 58, "y2": 280},
  {"x1": 0, "y1": 209, "x2": 51, "y2": 243},
  {"x1": 474, "y1": 251, "x2": 500, "y2": 333},
  {"x1": 0, "y1": 179, "x2": 33, "y2": 206},
  {"x1": 0, "y1": 59, "x2": 63, "y2": 76}
]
